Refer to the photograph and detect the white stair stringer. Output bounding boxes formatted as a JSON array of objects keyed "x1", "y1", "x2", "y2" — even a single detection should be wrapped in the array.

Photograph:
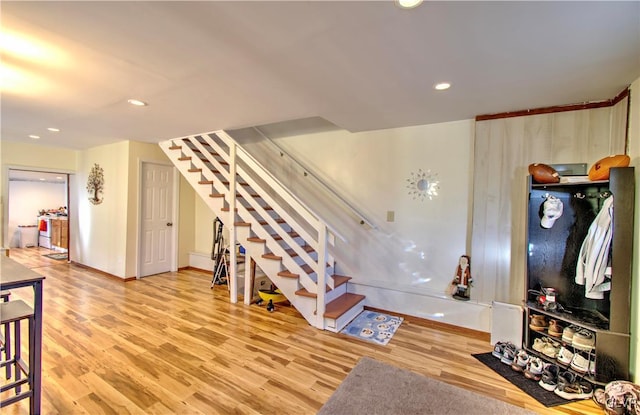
[{"x1": 160, "y1": 133, "x2": 365, "y2": 332}]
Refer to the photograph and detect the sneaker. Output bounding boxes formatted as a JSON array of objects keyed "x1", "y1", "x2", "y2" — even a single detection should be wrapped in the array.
[
  {"x1": 529, "y1": 315, "x2": 548, "y2": 332},
  {"x1": 524, "y1": 357, "x2": 544, "y2": 381},
  {"x1": 592, "y1": 388, "x2": 606, "y2": 408},
  {"x1": 570, "y1": 352, "x2": 591, "y2": 374},
  {"x1": 532, "y1": 337, "x2": 549, "y2": 353},
  {"x1": 555, "y1": 371, "x2": 593, "y2": 400},
  {"x1": 572, "y1": 329, "x2": 595, "y2": 350},
  {"x1": 511, "y1": 349, "x2": 529, "y2": 372},
  {"x1": 604, "y1": 381, "x2": 640, "y2": 414},
  {"x1": 556, "y1": 346, "x2": 574, "y2": 365},
  {"x1": 539, "y1": 363, "x2": 559, "y2": 391},
  {"x1": 542, "y1": 339, "x2": 561, "y2": 359},
  {"x1": 548, "y1": 320, "x2": 564, "y2": 337},
  {"x1": 492, "y1": 341, "x2": 507, "y2": 358},
  {"x1": 562, "y1": 325, "x2": 577, "y2": 344},
  {"x1": 501, "y1": 343, "x2": 517, "y2": 365}
]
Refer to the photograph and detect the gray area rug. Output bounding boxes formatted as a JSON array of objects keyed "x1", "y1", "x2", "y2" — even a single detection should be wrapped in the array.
[{"x1": 318, "y1": 357, "x2": 538, "y2": 415}]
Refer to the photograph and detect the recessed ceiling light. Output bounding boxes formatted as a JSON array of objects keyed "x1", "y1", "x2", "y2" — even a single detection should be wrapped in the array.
[
  {"x1": 47, "y1": 127, "x2": 60, "y2": 132},
  {"x1": 396, "y1": 0, "x2": 423, "y2": 9},
  {"x1": 127, "y1": 99, "x2": 148, "y2": 106},
  {"x1": 56, "y1": 176, "x2": 63, "y2": 180},
  {"x1": 29, "y1": 134, "x2": 40, "y2": 139},
  {"x1": 39, "y1": 178, "x2": 45, "y2": 181},
  {"x1": 434, "y1": 82, "x2": 451, "y2": 91}
]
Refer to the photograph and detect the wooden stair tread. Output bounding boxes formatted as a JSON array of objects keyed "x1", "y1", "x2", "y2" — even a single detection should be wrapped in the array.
[
  {"x1": 278, "y1": 271, "x2": 299, "y2": 279},
  {"x1": 295, "y1": 288, "x2": 316, "y2": 298},
  {"x1": 221, "y1": 181, "x2": 251, "y2": 186},
  {"x1": 188, "y1": 168, "x2": 202, "y2": 173},
  {"x1": 332, "y1": 275, "x2": 352, "y2": 287},
  {"x1": 285, "y1": 246, "x2": 315, "y2": 257},
  {"x1": 262, "y1": 253, "x2": 281, "y2": 261},
  {"x1": 247, "y1": 206, "x2": 273, "y2": 211},
  {"x1": 177, "y1": 156, "x2": 191, "y2": 161},
  {"x1": 293, "y1": 275, "x2": 352, "y2": 298},
  {"x1": 272, "y1": 231, "x2": 299, "y2": 241},
  {"x1": 198, "y1": 180, "x2": 214, "y2": 185},
  {"x1": 191, "y1": 150, "x2": 229, "y2": 165},
  {"x1": 168, "y1": 145, "x2": 182, "y2": 150},
  {"x1": 259, "y1": 218, "x2": 286, "y2": 225},
  {"x1": 324, "y1": 293, "x2": 366, "y2": 319},
  {"x1": 235, "y1": 222, "x2": 251, "y2": 227},
  {"x1": 209, "y1": 193, "x2": 225, "y2": 198},
  {"x1": 247, "y1": 237, "x2": 266, "y2": 243}
]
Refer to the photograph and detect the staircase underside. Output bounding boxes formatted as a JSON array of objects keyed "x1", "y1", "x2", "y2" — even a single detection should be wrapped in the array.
[{"x1": 160, "y1": 132, "x2": 365, "y2": 332}]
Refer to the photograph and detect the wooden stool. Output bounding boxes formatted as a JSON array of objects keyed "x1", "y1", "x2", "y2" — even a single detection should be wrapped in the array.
[
  {"x1": 0, "y1": 290, "x2": 11, "y2": 379},
  {"x1": 0, "y1": 299, "x2": 35, "y2": 410}
]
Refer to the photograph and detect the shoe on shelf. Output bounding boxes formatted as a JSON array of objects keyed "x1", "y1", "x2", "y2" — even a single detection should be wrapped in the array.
[
  {"x1": 532, "y1": 337, "x2": 549, "y2": 353},
  {"x1": 511, "y1": 349, "x2": 530, "y2": 372},
  {"x1": 542, "y1": 339, "x2": 561, "y2": 359},
  {"x1": 556, "y1": 346, "x2": 574, "y2": 365},
  {"x1": 548, "y1": 320, "x2": 564, "y2": 337},
  {"x1": 554, "y1": 371, "x2": 593, "y2": 400},
  {"x1": 539, "y1": 363, "x2": 560, "y2": 391},
  {"x1": 570, "y1": 352, "x2": 592, "y2": 374},
  {"x1": 561, "y1": 325, "x2": 577, "y2": 344},
  {"x1": 501, "y1": 343, "x2": 517, "y2": 365},
  {"x1": 572, "y1": 329, "x2": 595, "y2": 351},
  {"x1": 524, "y1": 357, "x2": 544, "y2": 381},
  {"x1": 529, "y1": 314, "x2": 548, "y2": 332}
]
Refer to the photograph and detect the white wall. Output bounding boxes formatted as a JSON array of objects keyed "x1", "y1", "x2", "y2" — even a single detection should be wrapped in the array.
[
  {"x1": 224, "y1": 120, "x2": 489, "y2": 330},
  {"x1": 75, "y1": 141, "x2": 130, "y2": 278},
  {"x1": 7, "y1": 180, "x2": 66, "y2": 247}
]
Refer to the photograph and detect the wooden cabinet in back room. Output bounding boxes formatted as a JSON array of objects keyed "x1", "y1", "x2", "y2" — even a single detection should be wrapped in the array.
[{"x1": 51, "y1": 218, "x2": 68, "y2": 250}]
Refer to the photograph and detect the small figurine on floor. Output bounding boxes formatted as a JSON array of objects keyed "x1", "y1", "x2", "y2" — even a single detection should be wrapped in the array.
[{"x1": 450, "y1": 255, "x2": 472, "y2": 301}]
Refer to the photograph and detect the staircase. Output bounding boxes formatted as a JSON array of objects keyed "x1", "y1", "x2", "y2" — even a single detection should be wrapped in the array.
[{"x1": 159, "y1": 130, "x2": 365, "y2": 332}]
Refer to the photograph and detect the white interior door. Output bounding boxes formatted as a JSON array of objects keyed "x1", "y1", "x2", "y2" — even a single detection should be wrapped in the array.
[{"x1": 140, "y1": 162, "x2": 174, "y2": 277}]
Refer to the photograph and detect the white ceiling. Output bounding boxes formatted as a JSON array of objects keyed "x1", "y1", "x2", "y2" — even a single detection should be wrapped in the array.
[{"x1": 1, "y1": 1, "x2": 639, "y2": 150}]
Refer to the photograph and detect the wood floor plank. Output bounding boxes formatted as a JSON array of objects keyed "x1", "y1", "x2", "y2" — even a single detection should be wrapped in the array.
[{"x1": 0, "y1": 247, "x2": 603, "y2": 415}]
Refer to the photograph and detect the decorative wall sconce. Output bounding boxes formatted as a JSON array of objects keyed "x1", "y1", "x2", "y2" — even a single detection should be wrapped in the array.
[
  {"x1": 87, "y1": 163, "x2": 105, "y2": 205},
  {"x1": 406, "y1": 169, "x2": 439, "y2": 201}
]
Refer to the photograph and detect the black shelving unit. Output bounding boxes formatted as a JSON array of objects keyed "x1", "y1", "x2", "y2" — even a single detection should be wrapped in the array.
[{"x1": 523, "y1": 167, "x2": 635, "y2": 385}]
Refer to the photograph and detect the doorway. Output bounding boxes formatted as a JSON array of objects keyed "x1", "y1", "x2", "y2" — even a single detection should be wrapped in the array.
[
  {"x1": 138, "y1": 161, "x2": 178, "y2": 277},
  {"x1": 6, "y1": 169, "x2": 70, "y2": 256}
]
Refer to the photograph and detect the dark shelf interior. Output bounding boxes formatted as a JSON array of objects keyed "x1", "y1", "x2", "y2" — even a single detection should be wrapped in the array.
[{"x1": 526, "y1": 302, "x2": 609, "y2": 331}]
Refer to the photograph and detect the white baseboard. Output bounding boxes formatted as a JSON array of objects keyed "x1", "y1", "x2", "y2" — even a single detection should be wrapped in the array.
[{"x1": 349, "y1": 282, "x2": 491, "y2": 332}]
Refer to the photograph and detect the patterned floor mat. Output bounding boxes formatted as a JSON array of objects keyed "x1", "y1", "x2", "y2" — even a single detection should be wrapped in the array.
[{"x1": 340, "y1": 310, "x2": 403, "y2": 346}]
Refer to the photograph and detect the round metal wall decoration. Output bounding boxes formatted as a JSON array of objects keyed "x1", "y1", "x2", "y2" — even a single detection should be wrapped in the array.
[
  {"x1": 406, "y1": 169, "x2": 439, "y2": 201},
  {"x1": 87, "y1": 163, "x2": 105, "y2": 205}
]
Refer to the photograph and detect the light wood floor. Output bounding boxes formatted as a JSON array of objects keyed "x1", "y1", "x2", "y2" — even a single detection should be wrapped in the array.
[{"x1": 2, "y1": 247, "x2": 601, "y2": 414}]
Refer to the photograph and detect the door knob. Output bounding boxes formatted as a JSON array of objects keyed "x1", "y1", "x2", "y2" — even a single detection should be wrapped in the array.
[{"x1": 166, "y1": 222, "x2": 173, "y2": 227}]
